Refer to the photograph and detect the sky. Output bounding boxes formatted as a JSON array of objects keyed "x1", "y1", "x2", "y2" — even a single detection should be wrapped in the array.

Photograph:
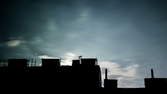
[{"x1": 1, "y1": 0, "x2": 167, "y2": 87}]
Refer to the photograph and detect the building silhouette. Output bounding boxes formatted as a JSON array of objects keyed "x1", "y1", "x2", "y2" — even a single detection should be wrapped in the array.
[
  {"x1": 104, "y1": 69, "x2": 118, "y2": 89},
  {"x1": 144, "y1": 69, "x2": 167, "y2": 89},
  {"x1": 0, "y1": 58, "x2": 167, "y2": 90},
  {"x1": 0, "y1": 58, "x2": 101, "y2": 88}
]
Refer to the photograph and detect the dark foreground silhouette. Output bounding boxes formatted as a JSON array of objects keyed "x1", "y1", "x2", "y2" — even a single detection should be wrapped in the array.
[{"x1": 0, "y1": 58, "x2": 167, "y2": 91}]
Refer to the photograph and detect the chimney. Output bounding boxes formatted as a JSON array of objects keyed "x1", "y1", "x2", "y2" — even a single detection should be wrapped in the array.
[
  {"x1": 79, "y1": 56, "x2": 82, "y2": 64},
  {"x1": 151, "y1": 68, "x2": 154, "y2": 78},
  {"x1": 105, "y1": 69, "x2": 108, "y2": 80}
]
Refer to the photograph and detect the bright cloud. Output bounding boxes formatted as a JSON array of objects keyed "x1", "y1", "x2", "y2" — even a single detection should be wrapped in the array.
[
  {"x1": 61, "y1": 52, "x2": 78, "y2": 65},
  {"x1": 99, "y1": 61, "x2": 140, "y2": 87},
  {"x1": 6, "y1": 40, "x2": 25, "y2": 47},
  {"x1": 38, "y1": 52, "x2": 78, "y2": 65},
  {"x1": 38, "y1": 55, "x2": 58, "y2": 59}
]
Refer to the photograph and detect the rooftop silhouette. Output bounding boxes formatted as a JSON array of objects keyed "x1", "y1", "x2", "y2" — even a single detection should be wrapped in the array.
[
  {"x1": 145, "y1": 68, "x2": 167, "y2": 89},
  {"x1": 0, "y1": 58, "x2": 167, "y2": 90}
]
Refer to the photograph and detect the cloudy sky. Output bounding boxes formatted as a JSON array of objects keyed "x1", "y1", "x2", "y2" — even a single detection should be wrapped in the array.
[{"x1": 1, "y1": 0, "x2": 167, "y2": 87}]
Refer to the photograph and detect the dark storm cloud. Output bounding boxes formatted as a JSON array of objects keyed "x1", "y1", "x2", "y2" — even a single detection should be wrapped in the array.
[{"x1": 0, "y1": 0, "x2": 80, "y2": 57}]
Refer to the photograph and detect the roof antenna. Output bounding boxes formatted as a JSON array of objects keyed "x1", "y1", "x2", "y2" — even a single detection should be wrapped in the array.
[{"x1": 151, "y1": 68, "x2": 154, "y2": 78}]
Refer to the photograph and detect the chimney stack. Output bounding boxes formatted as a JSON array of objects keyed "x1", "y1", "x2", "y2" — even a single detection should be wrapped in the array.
[
  {"x1": 151, "y1": 68, "x2": 154, "y2": 78},
  {"x1": 105, "y1": 69, "x2": 108, "y2": 80}
]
